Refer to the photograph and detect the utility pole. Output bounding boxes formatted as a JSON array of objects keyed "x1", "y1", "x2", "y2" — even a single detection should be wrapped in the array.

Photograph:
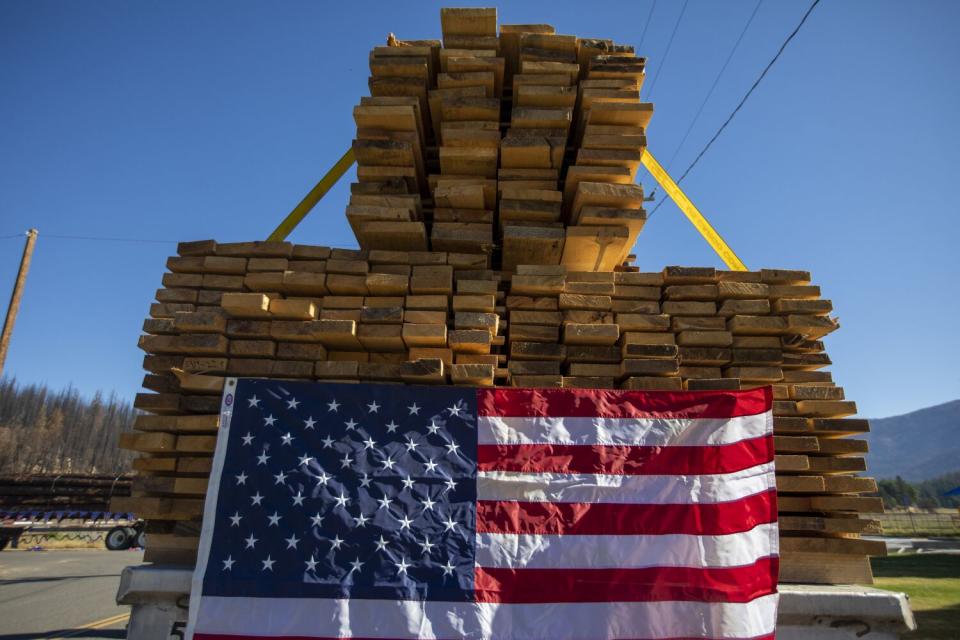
[{"x1": 0, "y1": 229, "x2": 38, "y2": 377}]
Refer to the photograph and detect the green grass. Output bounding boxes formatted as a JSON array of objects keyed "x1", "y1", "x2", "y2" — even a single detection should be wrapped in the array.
[{"x1": 872, "y1": 554, "x2": 960, "y2": 639}]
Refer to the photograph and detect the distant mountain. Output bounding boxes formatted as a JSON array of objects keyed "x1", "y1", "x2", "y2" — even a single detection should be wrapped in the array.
[{"x1": 865, "y1": 399, "x2": 960, "y2": 481}]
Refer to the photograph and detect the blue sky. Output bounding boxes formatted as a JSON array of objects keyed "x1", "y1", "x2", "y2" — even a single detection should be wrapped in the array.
[{"x1": 1, "y1": 0, "x2": 958, "y2": 418}]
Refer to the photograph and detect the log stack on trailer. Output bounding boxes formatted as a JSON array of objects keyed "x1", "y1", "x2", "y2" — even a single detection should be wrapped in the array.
[
  {"x1": 0, "y1": 473, "x2": 131, "y2": 515},
  {"x1": 114, "y1": 7, "x2": 884, "y2": 585}
]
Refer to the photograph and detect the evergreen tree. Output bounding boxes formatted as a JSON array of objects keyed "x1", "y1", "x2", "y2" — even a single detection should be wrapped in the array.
[{"x1": 0, "y1": 377, "x2": 134, "y2": 474}]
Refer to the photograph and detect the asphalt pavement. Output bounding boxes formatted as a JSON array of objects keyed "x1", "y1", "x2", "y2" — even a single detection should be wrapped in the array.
[{"x1": 0, "y1": 548, "x2": 143, "y2": 639}]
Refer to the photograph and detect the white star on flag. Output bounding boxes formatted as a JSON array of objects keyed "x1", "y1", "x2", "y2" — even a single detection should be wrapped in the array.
[
  {"x1": 229, "y1": 512, "x2": 242, "y2": 526},
  {"x1": 244, "y1": 534, "x2": 257, "y2": 549},
  {"x1": 241, "y1": 433, "x2": 254, "y2": 445},
  {"x1": 263, "y1": 414, "x2": 277, "y2": 427},
  {"x1": 222, "y1": 556, "x2": 235, "y2": 571},
  {"x1": 305, "y1": 555, "x2": 318, "y2": 571},
  {"x1": 267, "y1": 512, "x2": 281, "y2": 527},
  {"x1": 250, "y1": 493, "x2": 264, "y2": 506},
  {"x1": 418, "y1": 536, "x2": 435, "y2": 555},
  {"x1": 407, "y1": 403, "x2": 420, "y2": 415},
  {"x1": 247, "y1": 395, "x2": 260, "y2": 408},
  {"x1": 395, "y1": 557, "x2": 411, "y2": 575},
  {"x1": 310, "y1": 513, "x2": 324, "y2": 527},
  {"x1": 385, "y1": 421, "x2": 399, "y2": 433},
  {"x1": 326, "y1": 399, "x2": 340, "y2": 412},
  {"x1": 261, "y1": 556, "x2": 275, "y2": 571},
  {"x1": 285, "y1": 535, "x2": 300, "y2": 549},
  {"x1": 367, "y1": 401, "x2": 380, "y2": 413},
  {"x1": 287, "y1": 398, "x2": 300, "y2": 410}
]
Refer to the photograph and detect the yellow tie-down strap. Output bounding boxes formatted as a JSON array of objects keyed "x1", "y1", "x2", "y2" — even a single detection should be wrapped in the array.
[
  {"x1": 268, "y1": 148, "x2": 357, "y2": 242},
  {"x1": 641, "y1": 149, "x2": 748, "y2": 271}
]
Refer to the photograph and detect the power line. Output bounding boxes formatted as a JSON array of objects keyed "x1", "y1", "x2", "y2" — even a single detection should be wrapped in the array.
[
  {"x1": 637, "y1": 0, "x2": 658, "y2": 52},
  {"x1": 644, "y1": 0, "x2": 690, "y2": 102},
  {"x1": 664, "y1": 0, "x2": 764, "y2": 171},
  {"x1": 648, "y1": 0, "x2": 821, "y2": 217},
  {"x1": 2, "y1": 231, "x2": 361, "y2": 249},
  {"x1": 43, "y1": 233, "x2": 179, "y2": 244}
]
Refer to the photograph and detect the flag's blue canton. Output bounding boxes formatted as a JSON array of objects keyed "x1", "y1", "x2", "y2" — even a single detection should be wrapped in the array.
[{"x1": 202, "y1": 379, "x2": 478, "y2": 602}]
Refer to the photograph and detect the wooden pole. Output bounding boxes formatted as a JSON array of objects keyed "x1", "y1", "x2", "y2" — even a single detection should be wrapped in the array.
[{"x1": 0, "y1": 229, "x2": 38, "y2": 377}]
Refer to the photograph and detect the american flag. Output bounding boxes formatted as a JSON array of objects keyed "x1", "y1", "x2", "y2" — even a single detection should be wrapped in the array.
[{"x1": 187, "y1": 379, "x2": 778, "y2": 640}]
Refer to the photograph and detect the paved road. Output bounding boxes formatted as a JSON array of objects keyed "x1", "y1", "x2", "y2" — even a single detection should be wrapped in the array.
[
  {"x1": 0, "y1": 548, "x2": 143, "y2": 639},
  {"x1": 868, "y1": 536, "x2": 960, "y2": 554}
]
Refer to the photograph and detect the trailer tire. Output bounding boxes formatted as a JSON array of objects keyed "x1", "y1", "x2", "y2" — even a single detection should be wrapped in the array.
[
  {"x1": 135, "y1": 529, "x2": 146, "y2": 549},
  {"x1": 105, "y1": 526, "x2": 131, "y2": 550}
]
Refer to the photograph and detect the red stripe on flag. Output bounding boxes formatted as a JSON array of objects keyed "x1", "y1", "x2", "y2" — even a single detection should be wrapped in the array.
[
  {"x1": 477, "y1": 436, "x2": 774, "y2": 475},
  {"x1": 476, "y1": 387, "x2": 771, "y2": 419},
  {"x1": 475, "y1": 557, "x2": 779, "y2": 604},
  {"x1": 476, "y1": 489, "x2": 778, "y2": 536}
]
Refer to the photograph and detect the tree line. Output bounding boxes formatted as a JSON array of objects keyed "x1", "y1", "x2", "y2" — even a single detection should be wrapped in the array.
[
  {"x1": 0, "y1": 377, "x2": 134, "y2": 475},
  {"x1": 876, "y1": 472, "x2": 960, "y2": 510}
]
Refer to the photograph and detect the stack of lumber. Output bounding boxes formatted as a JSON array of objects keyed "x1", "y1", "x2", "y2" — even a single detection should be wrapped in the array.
[
  {"x1": 119, "y1": 241, "x2": 883, "y2": 583},
  {"x1": 349, "y1": 8, "x2": 649, "y2": 271},
  {"x1": 113, "y1": 6, "x2": 881, "y2": 586},
  {"x1": 0, "y1": 474, "x2": 131, "y2": 514}
]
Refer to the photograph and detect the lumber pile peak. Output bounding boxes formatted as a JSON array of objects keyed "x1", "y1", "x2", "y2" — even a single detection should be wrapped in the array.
[{"x1": 355, "y1": 7, "x2": 649, "y2": 272}]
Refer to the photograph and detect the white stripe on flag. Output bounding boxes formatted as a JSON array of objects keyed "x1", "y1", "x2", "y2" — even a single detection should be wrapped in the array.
[
  {"x1": 477, "y1": 461, "x2": 775, "y2": 504},
  {"x1": 475, "y1": 522, "x2": 779, "y2": 570},
  {"x1": 194, "y1": 593, "x2": 779, "y2": 639},
  {"x1": 478, "y1": 413, "x2": 770, "y2": 447}
]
